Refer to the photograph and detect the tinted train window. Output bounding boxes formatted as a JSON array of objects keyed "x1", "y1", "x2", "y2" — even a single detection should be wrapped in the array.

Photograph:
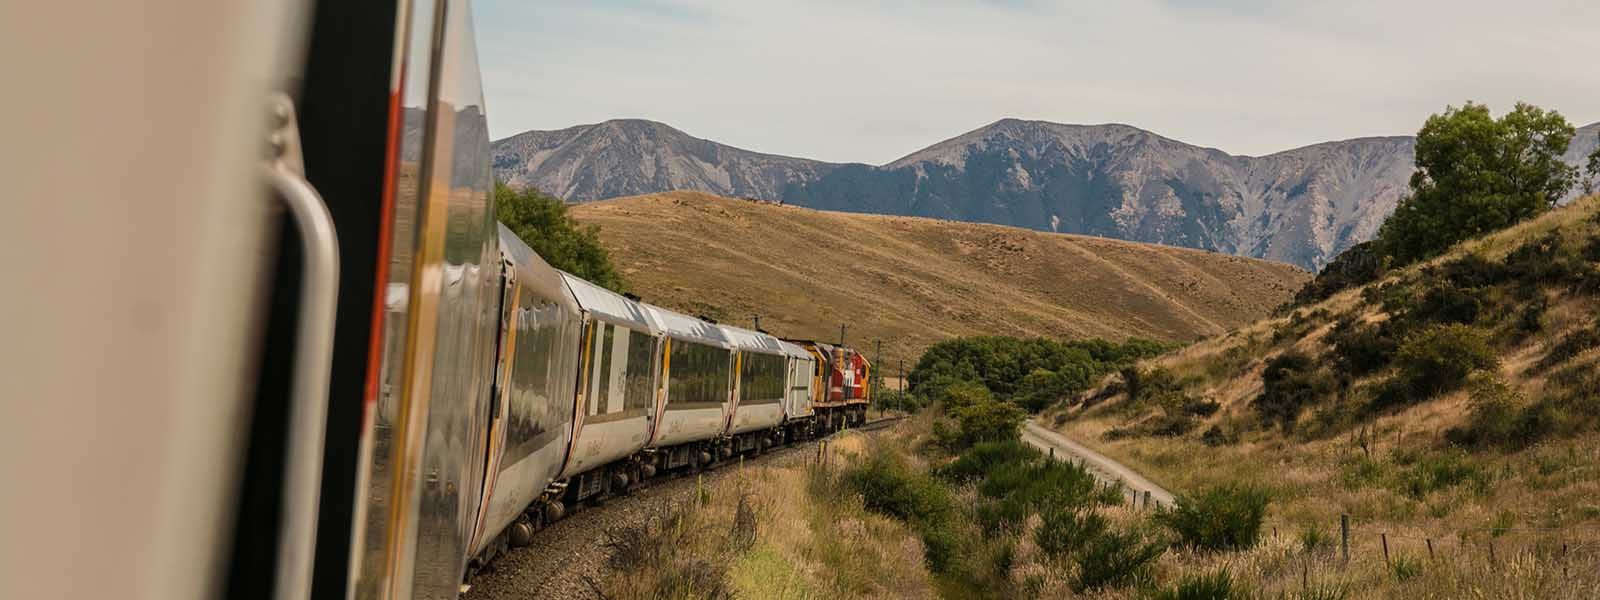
[
  {"x1": 502, "y1": 289, "x2": 568, "y2": 466},
  {"x1": 668, "y1": 340, "x2": 730, "y2": 406},
  {"x1": 590, "y1": 323, "x2": 614, "y2": 416},
  {"x1": 623, "y1": 331, "x2": 655, "y2": 411},
  {"x1": 739, "y1": 352, "x2": 785, "y2": 405}
]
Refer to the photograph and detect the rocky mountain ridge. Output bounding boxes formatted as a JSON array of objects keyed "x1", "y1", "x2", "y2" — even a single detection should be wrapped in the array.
[{"x1": 491, "y1": 118, "x2": 1600, "y2": 269}]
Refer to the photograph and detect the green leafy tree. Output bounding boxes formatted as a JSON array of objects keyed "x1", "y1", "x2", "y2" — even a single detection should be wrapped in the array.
[
  {"x1": 1586, "y1": 130, "x2": 1600, "y2": 195},
  {"x1": 1377, "y1": 102, "x2": 1577, "y2": 265},
  {"x1": 495, "y1": 181, "x2": 627, "y2": 292}
]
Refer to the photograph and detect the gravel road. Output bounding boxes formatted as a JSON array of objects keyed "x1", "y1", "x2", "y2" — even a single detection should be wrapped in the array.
[
  {"x1": 1021, "y1": 421, "x2": 1175, "y2": 508},
  {"x1": 461, "y1": 446, "x2": 811, "y2": 600}
]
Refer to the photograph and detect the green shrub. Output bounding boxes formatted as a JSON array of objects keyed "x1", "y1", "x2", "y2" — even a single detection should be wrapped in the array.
[
  {"x1": 1390, "y1": 555, "x2": 1424, "y2": 581},
  {"x1": 1072, "y1": 529, "x2": 1165, "y2": 592},
  {"x1": 1382, "y1": 324, "x2": 1497, "y2": 408},
  {"x1": 1254, "y1": 351, "x2": 1332, "y2": 431},
  {"x1": 1147, "y1": 568, "x2": 1249, "y2": 600},
  {"x1": 1299, "y1": 525, "x2": 1330, "y2": 553},
  {"x1": 842, "y1": 450, "x2": 963, "y2": 572},
  {"x1": 1394, "y1": 450, "x2": 1490, "y2": 499},
  {"x1": 908, "y1": 335, "x2": 1166, "y2": 402},
  {"x1": 1200, "y1": 426, "x2": 1235, "y2": 447},
  {"x1": 1034, "y1": 506, "x2": 1109, "y2": 559},
  {"x1": 936, "y1": 439, "x2": 1040, "y2": 483},
  {"x1": 843, "y1": 452, "x2": 953, "y2": 525},
  {"x1": 1445, "y1": 374, "x2": 1527, "y2": 449},
  {"x1": 975, "y1": 459, "x2": 1099, "y2": 529},
  {"x1": 1157, "y1": 484, "x2": 1270, "y2": 551},
  {"x1": 1292, "y1": 240, "x2": 1387, "y2": 306},
  {"x1": 937, "y1": 379, "x2": 996, "y2": 411},
  {"x1": 1326, "y1": 318, "x2": 1399, "y2": 377},
  {"x1": 945, "y1": 398, "x2": 1027, "y2": 450}
]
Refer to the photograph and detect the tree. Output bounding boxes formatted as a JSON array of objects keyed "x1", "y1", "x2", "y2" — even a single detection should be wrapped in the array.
[
  {"x1": 1377, "y1": 102, "x2": 1577, "y2": 265},
  {"x1": 495, "y1": 181, "x2": 627, "y2": 293},
  {"x1": 1586, "y1": 130, "x2": 1600, "y2": 196}
]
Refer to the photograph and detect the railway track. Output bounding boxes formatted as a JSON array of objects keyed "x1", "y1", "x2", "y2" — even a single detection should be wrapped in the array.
[{"x1": 462, "y1": 416, "x2": 905, "y2": 599}]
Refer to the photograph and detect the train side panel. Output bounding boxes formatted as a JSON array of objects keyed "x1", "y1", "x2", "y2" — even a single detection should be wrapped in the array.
[{"x1": 473, "y1": 226, "x2": 583, "y2": 558}]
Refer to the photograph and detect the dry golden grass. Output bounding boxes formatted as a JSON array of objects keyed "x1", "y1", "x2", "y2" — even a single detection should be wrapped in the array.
[
  {"x1": 1044, "y1": 196, "x2": 1600, "y2": 598},
  {"x1": 603, "y1": 430, "x2": 936, "y2": 600},
  {"x1": 573, "y1": 191, "x2": 1308, "y2": 357}
]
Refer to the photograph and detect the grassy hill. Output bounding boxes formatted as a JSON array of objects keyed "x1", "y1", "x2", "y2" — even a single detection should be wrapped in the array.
[
  {"x1": 570, "y1": 191, "x2": 1309, "y2": 361},
  {"x1": 1047, "y1": 196, "x2": 1600, "y2": 597}
]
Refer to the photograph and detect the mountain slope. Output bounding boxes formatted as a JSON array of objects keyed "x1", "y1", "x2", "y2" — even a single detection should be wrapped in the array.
[
  {"x1": 569, "y1": 191, "x2": 1309, "y2": 357},
  {"x1": 496, "y1": 119, "x2": 1599, "y2": 270},
  {"x1": 491, "y1": 119, "x2": 843, "y2": 201}
]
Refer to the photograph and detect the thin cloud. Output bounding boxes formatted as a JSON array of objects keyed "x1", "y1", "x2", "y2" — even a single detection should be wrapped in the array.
[{"x1": 476, "y1": 0, "x2": 1600, "y2": 165}]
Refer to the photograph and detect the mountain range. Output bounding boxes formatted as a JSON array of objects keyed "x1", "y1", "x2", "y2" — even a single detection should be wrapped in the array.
[{"x1": 491, "y1": 118, "x2": 1600, "y2": 269}]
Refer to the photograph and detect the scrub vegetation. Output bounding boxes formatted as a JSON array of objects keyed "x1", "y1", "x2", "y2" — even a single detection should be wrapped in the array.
[{"x1": 1037, "y1": 102, "x2": 1600, "y2": 598}]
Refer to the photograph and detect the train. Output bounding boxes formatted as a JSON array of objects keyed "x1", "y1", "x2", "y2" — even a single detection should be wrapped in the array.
[
  {"x1": 4, "y1": 1, "x2": 877, "y2": 599},
  {"x1": 465, "y1": 223, "x2": 873, "y2": 573}
]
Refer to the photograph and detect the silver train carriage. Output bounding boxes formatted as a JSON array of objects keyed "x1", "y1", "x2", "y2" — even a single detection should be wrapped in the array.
[
  {"x1": 469, "y1": 225, "x2": 584, "y2": 561},
  {"x1": 640, "y1": 304, "x2": 737, "y2": 466}
]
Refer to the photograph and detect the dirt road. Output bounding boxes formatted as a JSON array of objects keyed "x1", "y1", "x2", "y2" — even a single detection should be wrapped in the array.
[{"x1": 1021, "y1": 421, "x2": 1175, "y2": 508}]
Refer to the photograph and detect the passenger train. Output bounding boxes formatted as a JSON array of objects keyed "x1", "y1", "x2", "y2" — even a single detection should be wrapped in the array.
[{"x1": 3, "y1": 1, "x2": 872, "y2": 599}]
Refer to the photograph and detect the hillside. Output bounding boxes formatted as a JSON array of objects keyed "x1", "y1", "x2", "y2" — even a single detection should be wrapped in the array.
[
  {"x1": 1045, "y1": 196, "x2": 1600, "y2": 597},
  {"x1": 569, "y1": 191, "x2": 1308, "y2": 360},
  {"x1": 495, "y1": 118, "x2": 1600, "y2": 270}
]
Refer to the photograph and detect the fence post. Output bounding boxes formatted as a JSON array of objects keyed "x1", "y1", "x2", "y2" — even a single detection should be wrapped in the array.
[
  {"x1": 1143, "y1": 490, "x2": 1152, "y2": 510},
  {"x1": 1562, "y1": 542, "x2": 1569, "y2": 577},
  {"x1": 1488, "y1": 540, "x2": 1497, "y2": 568},
  {"x1": 1381, "y1": 533, "x2": 1390, "y2": 570},
  {"x1": 1427, "y1": 538, "x2": 1435, "y2": 561},
  {"x1": 1340, "y1": 514, "x2": 1350, "y2": 566}
]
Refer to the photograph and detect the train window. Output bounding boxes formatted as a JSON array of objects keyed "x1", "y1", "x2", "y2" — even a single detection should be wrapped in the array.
[
  {"x1": 623, "y1": 330, "x2": 655, "y2": 411},
  {"x1": 739, "y1": 352, "x2": 785, "y2": 404},
  {"x1": 668, "y1": 340, "x2": 730, "y2": 406},
  {"x1": 591, "y1": 323, "x2": 613, "y2": 416},
  {"x1": 502, "y1": 289, "x2": 572, "y2": 466}
]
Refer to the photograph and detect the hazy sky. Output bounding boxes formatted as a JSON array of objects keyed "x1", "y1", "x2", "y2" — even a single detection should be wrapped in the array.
[{"x1": 474, "y1": 0, "x2": 1599, "y2": 165}]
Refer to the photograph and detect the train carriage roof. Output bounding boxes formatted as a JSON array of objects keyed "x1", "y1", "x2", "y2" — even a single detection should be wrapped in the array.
[
  {"x1": 719, "y1": 324, "x2": 787, "y2": 356},
  {"x1": 640, "y1": 304, "x2": 733, "y2": 349},
  {"x1": 557, "y1": 270, "x2": 657, "y2": 332},
  {"x1": 497, "y1": 223, "x2": 581, "y2": 313},
  {"x1": 776, "y1": 339, "x2": 814, "y2": 360}
]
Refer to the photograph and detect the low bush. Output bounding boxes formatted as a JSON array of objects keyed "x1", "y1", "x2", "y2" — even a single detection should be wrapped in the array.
[
  {"x1": 934, "y1": 397, "x2": 1028, "y2": 451},
  {"x1": 1199, "y1": 425, "x2": 1236, "y2": 447},
  {"x1": 1157, "y1": 483, "x2": 1270, "y2": 551},
  {"x1": 1291, "y1": 240, "x2": 1387, "y2": 307},
  {"x1": 1254, "y1": 351, "x2": 1333, "y2": 431},
  {"x1": 975, "y1": 459, "x2": 1099, "y2": 530},
  {"x1": 937, "y1": 379, "x2": 997, "y2": 411},
  {"x1": 841, "y1": 450, "x2": 963, "y2": 572},
  {"x1": 936, "y1": 439, "x2": 1040, "y2": 483},
  {"x1": 1445, "y1": 375, "x2": 1528, "y2": 449},
  {"x1": 1325, "y1": 318, "x2": 1399, "y2": 377},
  {"x1": 1148, "y1": 568, "x2": 1249, "y2": 600},
  {"x1": 1071, "y1": 528, "x2": 1165, "y2": 592},
  {"x1": 1394, "y1": 450, "x2": 1490, "y2": 499},
  {"x1": 1033, "y1": 506, "x2": 1108, "y2": 559},
  {"x1": 1381, "y1": 324, "x2": 1497, "y2": 408}
]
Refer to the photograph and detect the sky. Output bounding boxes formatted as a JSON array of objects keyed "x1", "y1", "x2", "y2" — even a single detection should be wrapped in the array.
[{"x1": 474, "y1": 0, "x2": 1599, "y2": 165}]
